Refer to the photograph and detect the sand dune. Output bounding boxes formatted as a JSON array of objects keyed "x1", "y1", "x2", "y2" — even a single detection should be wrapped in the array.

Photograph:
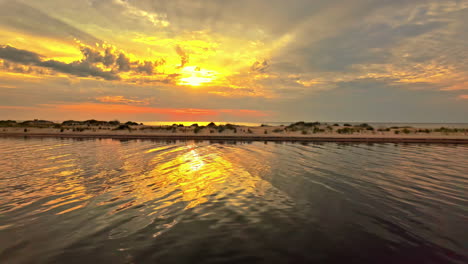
[{"x1": 1, "y1": 124, "x2": 467, "y2": 143}]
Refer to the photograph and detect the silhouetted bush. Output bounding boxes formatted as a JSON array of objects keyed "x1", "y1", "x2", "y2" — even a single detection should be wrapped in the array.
[
  {"x1": 0, "y1": 120, "x2": 17, "y2": 127},
  {"x1": 433, "y1": 127, "x2": 466, "y2": 133},
  {"x1": 358, "y1": 123, "x2": 371, "y2": 128},
  {"x1": 287, "y1": 121, "x2": 321, "y2": 129},
  {"x1": 225, "y1": 123, "x2": 236, "y2": 130},
  {"x1": 337, "y1": 128, "x2": 354, "y2": 134},
  {"x1": 19, "y1": 120, "x2": 55, "y2": 128},
  {"x1": 114, "y1": 124, "x2": 130, "y2": 130},
  {"x1": 312, "y1": 127, "x2": 325, "y2": 133},
  {"x1": 125, "y1": 121, "x2": 139, "y2": 126},
  {"x1": 378, "y1": 128, "x2": 390, "y2": 132},
  {"x1": 418, "y1": 129, "x2": 431, "y2": 133}
]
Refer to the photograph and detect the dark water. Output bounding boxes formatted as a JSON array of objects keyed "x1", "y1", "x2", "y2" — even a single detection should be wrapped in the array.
[{"x1": 0, "y1": 138, "x2": 467, "y2": 264}]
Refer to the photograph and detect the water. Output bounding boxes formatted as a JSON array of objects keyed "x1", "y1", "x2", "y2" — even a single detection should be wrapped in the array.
[{"x1": 0, "y1": 137, "x2": 467, "y2": 264}]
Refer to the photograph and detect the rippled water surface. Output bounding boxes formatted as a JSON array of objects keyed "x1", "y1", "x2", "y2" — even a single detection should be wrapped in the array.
[{"x1": 0, "y1": 138, "x2": 467, "y2": 263}]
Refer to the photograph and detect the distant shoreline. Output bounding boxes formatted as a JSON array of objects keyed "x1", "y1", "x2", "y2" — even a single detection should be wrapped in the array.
[
  {"x1": 2, "y1": 120, "x2": 467, "y2": 144},
  {"x1": 1, "y1": 132, "x2": 467, "y2": 144}
]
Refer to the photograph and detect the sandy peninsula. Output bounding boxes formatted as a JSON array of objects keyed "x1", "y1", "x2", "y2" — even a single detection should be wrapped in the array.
[{"x1": 1, "y1": 120, "x2": 468, "y2": 143}]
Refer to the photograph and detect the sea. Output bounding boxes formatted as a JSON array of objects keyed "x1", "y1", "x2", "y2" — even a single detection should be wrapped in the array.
[{"x1": 0, "y1": 137, "x2": 467, "y2": 263}]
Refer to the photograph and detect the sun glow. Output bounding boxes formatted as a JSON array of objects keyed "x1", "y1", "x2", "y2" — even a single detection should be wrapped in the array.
[{"x1": 178, "y1": 66, "x2": 218, "y2": 86}]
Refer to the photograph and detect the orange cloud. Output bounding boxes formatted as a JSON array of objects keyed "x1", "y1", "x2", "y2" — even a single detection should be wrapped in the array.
[
  {"x1": 443, "y1": 80, "x2": 468, "y2": 91},
  {"x1": 458, "y1": 94, "x2": 468, "y2": 100},
  {"x1": 95, "y1": 96, "x2": 149, "y2": 105}
]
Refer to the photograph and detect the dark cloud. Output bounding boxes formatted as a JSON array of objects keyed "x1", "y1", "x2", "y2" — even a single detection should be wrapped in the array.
[
  {"x1": 175, "y1": 45, "x2": 188, "y2": 68},
  {"x1": 134, "y1": 58, "x2": 165, "y2": 75},
  {"x1": 81, "y1": 46, "x2": 104, "y2": 63},
  {"x1": 251, "y1": 60, "x2": 269, "y2": 73},
  {"x1": 0, "y1": 60, "x2": 34, "y2": 74},
  {"x1": 81, "y1": 45, "x2": 166, "y2": 75},
  {"x1": 116, "y1": 53, "x2": 131, "y2": 72},
  {"x1": 0, "y1": 45, "x2": 119, "y2": 80},
  {"x1": 103, "y1": 48, "x2": 116, "y2": 67},
  {"x1": 136, "y1": 61, "x2": 154, "y2": 75},
  {"x1": 38, "y1": 60, "x2": 119, "y2": 80},
  {"x1": 0, "y1": 45, "x2": 42, "y2": 64},
  {"x1": 0, "y1": 43, "x2": 170, "y2": 80}
]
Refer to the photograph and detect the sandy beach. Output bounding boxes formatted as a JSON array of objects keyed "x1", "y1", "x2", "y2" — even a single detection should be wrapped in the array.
[{"x1": 1, "y1": 123, "x2": 467, "y2": 143}]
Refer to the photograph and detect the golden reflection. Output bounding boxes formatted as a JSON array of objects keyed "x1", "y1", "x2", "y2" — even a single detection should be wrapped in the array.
[{"x1": 122, "y1": 144, "x2": 273, "y2": 211}]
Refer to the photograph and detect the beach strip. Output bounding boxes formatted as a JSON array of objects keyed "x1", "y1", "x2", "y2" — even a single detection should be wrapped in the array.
[{"x1": 1, "y1": 132, "x2": 467, "y2": 144}]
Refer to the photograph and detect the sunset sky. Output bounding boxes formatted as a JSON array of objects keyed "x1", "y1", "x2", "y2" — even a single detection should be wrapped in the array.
[{"x1": 0, "y1": 0, "x2": 467, "y2": 122}]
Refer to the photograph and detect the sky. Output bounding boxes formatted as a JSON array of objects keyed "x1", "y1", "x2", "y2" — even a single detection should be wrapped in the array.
[{"x1": 0, "y1": 0, "x2": 467, "y2": 123}]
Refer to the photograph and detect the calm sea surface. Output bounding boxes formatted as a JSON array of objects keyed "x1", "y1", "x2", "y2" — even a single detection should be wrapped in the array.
[{"x1": 0, "y1": 138, "x2": 467, "y2": 264}]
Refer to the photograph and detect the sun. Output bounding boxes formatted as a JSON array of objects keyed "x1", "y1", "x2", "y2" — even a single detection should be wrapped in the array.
[{"x1": 178, "y1": 66, "x2": 217, "y2": 86}]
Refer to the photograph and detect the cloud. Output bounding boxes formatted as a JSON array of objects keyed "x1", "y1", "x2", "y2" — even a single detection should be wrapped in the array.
[
  {"x1": 175, "y1": 45, "x2": 189, "y2": 68},
  {"x1": 0, "y1": 0, "x2": 100, "y2": 45},
  {"x1": 81, "y1": 46, "x2": 105, "y2": 64},
  {"x1": 136, "y1": 61, "x2": 154, "y2": 75},
  {"x1": 113, "y1": 0, "x2": 169, "y2": 27},
  {"x1": 39, "y1": 60, "x2": 119, "y2": 80},
  {"x1": 250, "y1": 60, "x2": 269, "y2": 73},
  {"x1": 116, "y1": 53, "x2": 131, "y2": 72},
  {"x1": 80, "y1": 44, "x2": 164, "y2": 75},
  {"x1": 95, "y1": 95, "x2": 150, "y2": 105},
  {"x1": 103, "y1": 47, "x2": 117, "y2": 67},
  {"x1": 1, "y1": 0, "x2": 468, "y2": 122},
  {"x1": 0, "y1": 45, "x2": 119, "y2": 80},
  {"x1": 0, "y1": 45, "x2": 42, "y2": 64},
  {"x1": 0, "y1": 44, "x2": 170, "y2": 81},
  {"x1": 458, "y1": 95, "x2": 468, "y2": 100}
]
